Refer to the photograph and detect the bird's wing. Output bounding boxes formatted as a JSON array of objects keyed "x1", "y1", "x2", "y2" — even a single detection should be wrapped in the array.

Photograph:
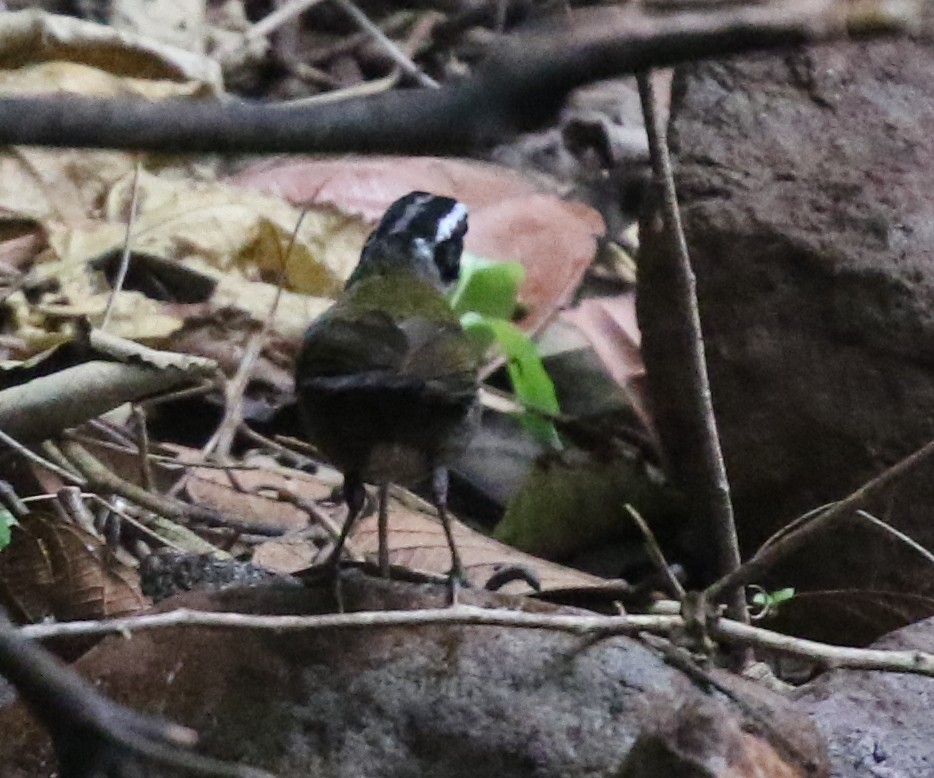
[
  {"x1": 296, "y1": 308, "x2": 408, "y2": 380},
  {"x1": 297, "y1": 308, "x2": 476, "y2": 399}
]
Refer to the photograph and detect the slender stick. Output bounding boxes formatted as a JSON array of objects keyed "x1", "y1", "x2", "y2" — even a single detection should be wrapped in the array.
[
  {"x1": 15, "y1": 605, "x2": 934, "y2": 679},
  {"x1": 333, "y1": 0, "x2": 439, "y2": 88},
  {"x1": 101, "y1": 161, "x2": 142, "y2": 331},
  {"x1": 205, "y1": 210, "x2": 307, "y2": 460},
  {"x1": 636, "y1": 72, "x2": 747, "y2": 626},
  {"x1": 0, "y1": 428, "x2": 86, "y2": 486},
  {"x1": 706, "y1": 436, "x2": 934, "y2": 601},
  {"x1": 216, "y1": 0, "x2": 329, "y2": 62}
]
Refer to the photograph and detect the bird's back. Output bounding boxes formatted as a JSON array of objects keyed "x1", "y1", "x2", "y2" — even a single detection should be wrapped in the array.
[{"x1": 296, "y1": 270, "x2": 479, "y2": 485}]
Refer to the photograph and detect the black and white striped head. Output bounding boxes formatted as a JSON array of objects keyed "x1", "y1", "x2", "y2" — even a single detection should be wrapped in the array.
[{"x1": 349, "y1": 191, "x2": 468, "y2": 290}]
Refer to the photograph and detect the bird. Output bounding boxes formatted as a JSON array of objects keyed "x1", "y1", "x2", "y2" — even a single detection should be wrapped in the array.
[{"x1": 295, "y1": 191, "x2": 479, "y2": 591}]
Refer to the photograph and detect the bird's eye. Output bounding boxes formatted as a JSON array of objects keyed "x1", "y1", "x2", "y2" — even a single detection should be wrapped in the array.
[{"x1": 433, "y1": 237, "x2": 464, "y2": 285}]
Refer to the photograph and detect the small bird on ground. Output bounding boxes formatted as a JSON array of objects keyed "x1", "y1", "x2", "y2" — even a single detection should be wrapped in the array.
[{"x1": 295, "y1": 191, "x2": 479, "y2": 590}]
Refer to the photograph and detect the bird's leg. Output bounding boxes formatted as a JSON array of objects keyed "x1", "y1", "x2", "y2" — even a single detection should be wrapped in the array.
[
  {"x1": 377, "y1": 481, "x2": 391, "y2": 578},
  {"x1": 326, "y1": 474, "x2": 366, "y2": 568},
  {"x1": 431, "y1": 466, "x2": 467, "y2": 603},
  {"x1": 325, "y1": 474, "x2": 365, "y2": 612}
]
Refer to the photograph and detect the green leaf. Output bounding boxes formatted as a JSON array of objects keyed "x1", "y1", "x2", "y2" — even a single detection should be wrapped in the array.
[
  {"x1": 495, "y1": 450, "x2": 684, "y2": 558},
  {"x1": 461, "y1": 312, "x2": 561, "y2": 448},
  {"x1": 752, "y1": 586, "x2": 795, "y2": 606},
  {"x1": 0, "y1": 509, "x2": 18, "y2": 550},
  {"x1": 449, "y1": 254, "x2": 525, "y2": 319}
]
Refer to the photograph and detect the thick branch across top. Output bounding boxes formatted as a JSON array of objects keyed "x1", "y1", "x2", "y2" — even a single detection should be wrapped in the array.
[{"x1": 0, "y1": 0, "x2": 928, "y2": 154}]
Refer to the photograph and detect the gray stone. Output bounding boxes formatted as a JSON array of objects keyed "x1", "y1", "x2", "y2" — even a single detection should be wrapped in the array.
[{"x1": 639, "y1": 44, "x2": 934, "y2": 594}]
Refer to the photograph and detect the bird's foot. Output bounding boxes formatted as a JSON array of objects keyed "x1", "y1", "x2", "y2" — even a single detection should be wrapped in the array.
[
  {"x1": 483, "y1": 565, "x2": 542, "y2": 593},
  {"x1": 331, "y1": 562, "x2": 347, "y2": 613},
  {"x1": 446, "y1": 566, "x2": 471, "y2": 606}
]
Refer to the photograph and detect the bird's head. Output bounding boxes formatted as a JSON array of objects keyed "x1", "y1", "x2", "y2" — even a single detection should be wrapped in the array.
[{"x1": 348, "y1": 191, "x2": 468, "y2": 291}]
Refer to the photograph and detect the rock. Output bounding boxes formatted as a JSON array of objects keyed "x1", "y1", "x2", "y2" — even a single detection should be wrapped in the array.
[
  {"x1": 0, "y1": 579, "x2": 825, "y2": 777},
  {"x1": 638, "y1": 44, "x2": 934, "y2": 595},
  {"x1": 617, "y1": 697, "x2": 821, "y2": 778},
  {"x1": 796, "y1": 616, "x2": 934, "y2": 777}
]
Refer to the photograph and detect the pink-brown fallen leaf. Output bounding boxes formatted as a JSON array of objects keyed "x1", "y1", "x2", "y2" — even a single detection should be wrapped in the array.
[
  {"x1": 562, "y1": 292, "x2": 655, "y2": 435},
  {"x1": 229, "y1": 156, "x2": 542, "y2": 220},
  {"x1": 469, "y1": 193, "x2": 604, "y2": 331},
  {"x1": 230, "y1": 156, "x2": 605, "y2": 333}
]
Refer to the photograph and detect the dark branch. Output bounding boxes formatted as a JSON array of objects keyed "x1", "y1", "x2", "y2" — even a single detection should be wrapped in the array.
[
  {"x1": 0, "y1": 613, "x2": 273, "y2": 777},
  {"x1": 0, "y1": 0, "x2": 926, "y2": 154}
]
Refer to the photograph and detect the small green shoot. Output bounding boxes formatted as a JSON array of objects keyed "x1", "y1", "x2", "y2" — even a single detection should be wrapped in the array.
[
  {"x1": 749, "y1": 585, "x2": 795, "y2": 618},
  {"x1": 451, "y1": 254, "x2": 561, "y2": 449},
  {"x1": 0, "y1": 509, "x2": 18, "y2": 551}
]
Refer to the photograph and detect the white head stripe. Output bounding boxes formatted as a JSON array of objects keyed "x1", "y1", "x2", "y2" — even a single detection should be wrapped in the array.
[
  {"x1": 388, "y1": 193, "x2": 433, "y2": 235},
  {"x1": 435, "y1": 202, "x2": 468, "y2": 242}
]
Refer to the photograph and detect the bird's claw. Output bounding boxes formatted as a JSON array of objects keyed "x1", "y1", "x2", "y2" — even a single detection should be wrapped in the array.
[{"x1": 483, "y1": 565, "x2": 542, "y2": 593}]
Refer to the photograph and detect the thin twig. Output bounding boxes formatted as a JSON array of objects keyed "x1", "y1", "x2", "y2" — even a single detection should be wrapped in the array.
[
  {"x1": 216, "y1": 0, "x2": 329, "y2": 62},
  {"x1": 705, "y1": 437, "x2": 934, "y2": 602},
  {"x1": 205, "y1": 210, "x2": 308, "y2": 461},
  {"x1": 101, "y1": 160, "x2": 142, "y2": 331},
  {"x1": 15, "y1": 605, "x2": 934, "y2": 679},
  {"x1": 854, "y1": 509, "x2": 934, "y2": 568},
  {"x1": 57, "y1": 486, "x2": 98, "y2": 536},
  {"x1": 307, "y1": 10, "x2": 415, "y2": 65},
  {"x1": 756, "y1": 502, "x2": 834, "y2": 552},
  {"x1": 133, "y1": 405, "x2": 155, "y2": 492},
  {"x1": 636, "y1": 72, "x2": 747, "y2": 626},
  {"x1": 237, "y1": 422, "x2": 316, "y2": 469},
  {"x1": 88, "y1": 417, "x2": 139, "y2": 449},
  {"x1": 86, "y1": 493, "x2": 209, "y2": 555},
  {"x1": 59, "y1": 438, "x2": 281, "y2": 537},
  {"x1": 624, "y1": 504, "x2": 685, "y2": 600},
  {"x1": 0, "y1": 428, "x2": 86, "y2": 486},
  {"x1": 0, "y1": 480, "x2": 29, "y2": 519},
  {"x1": 40, "y1": 440, "x2": 86, "y2": 481},
  {"x1": 333, "y1": 0, "x2": 439, "y2": 88},
  {"x1": 137, "y1": 380, "x2": 216, "y2": 409}
]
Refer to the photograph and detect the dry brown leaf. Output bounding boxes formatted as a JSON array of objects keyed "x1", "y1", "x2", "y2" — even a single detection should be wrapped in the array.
[
  {"x1": 177, "y1": 450, "x2": 333, "y2": 537},
  {"x1": 0, "y1": 42, "x2": 227, "y2": 350},
  {"x1": 0, "y1": 513, "x2": 148, "y2": 624},
  {"x1": 349, "y1": 498, "x2": 607, "y2": 594},
  {"x1": 162, "y1": 307, "x2": 296, "y2": 386},
  {"x1": 45, "y1": 521, "x2": 147, "y2": 622},
  {"x1": 110, "y1": 0, "x2": 207, "y2": 55},
  {"x1": 0, "y1": 56, "x2": 218, "y2": 225},
  {"x1": 252, "y1": 537, "x2": 318, "y2": 574},
  {"x1": 20, "y1": 170, "x2": 369, "y2": 343},
  {"x1": 235, "y1": 217, "x2": 343, "y2": 298},
  {"x1": 0, "y1": 520, "x2": 56, "y2": 622},
  {"x1": 182, "y1": 471, "x2": 313, "y2": 537},
  {"x1": 0, "y1": 10, "x2": 221, "y2": 88},
  {"x1": 468, "y1": 193, "x2": 604, "y2": 332}
]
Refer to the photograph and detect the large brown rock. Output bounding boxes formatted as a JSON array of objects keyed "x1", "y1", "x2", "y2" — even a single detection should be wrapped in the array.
[
  {"x1": 0, "y1": 580, "x2": 825, "y2": 777},
  {"x1": 639, "y1": 44, "x2": 934, "y2": 594}
]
